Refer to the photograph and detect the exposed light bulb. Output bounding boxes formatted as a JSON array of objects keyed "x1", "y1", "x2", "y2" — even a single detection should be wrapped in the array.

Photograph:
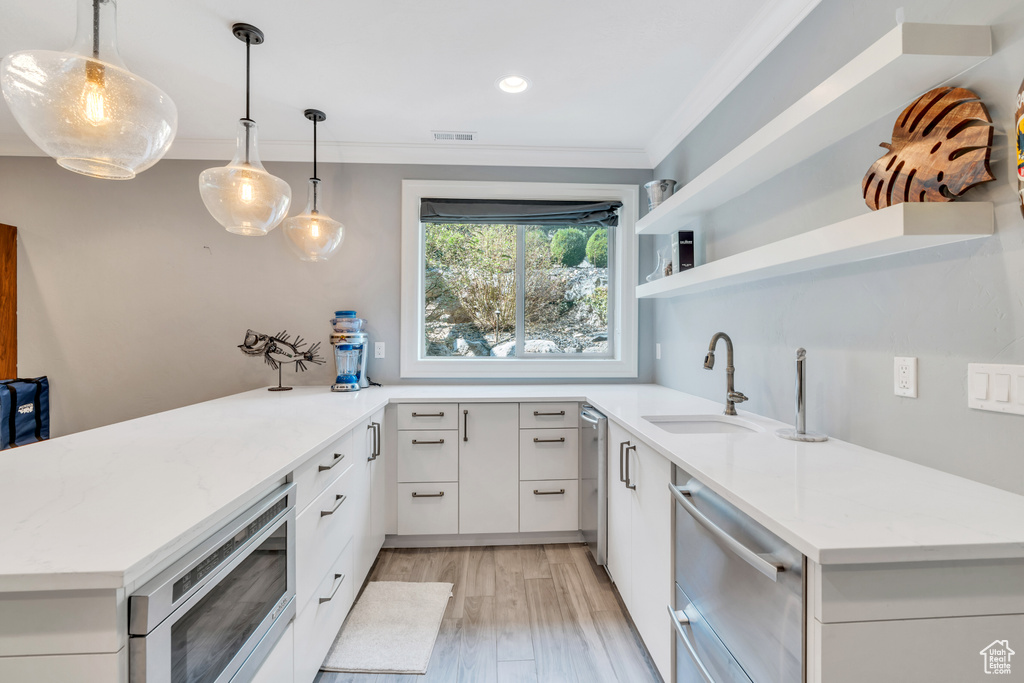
[
  {"x1": 82, "y1": 60, "x2": 106, "y2": 126},
  {"x1": 83, "y1": 82, "x2": 105, "y2": 124},
  {"x1": 239, "y1": 177, "x2": 255, "y2": 203},
  {"x1": 310, "y1": 218, "x2": 320, "y2": 239}
]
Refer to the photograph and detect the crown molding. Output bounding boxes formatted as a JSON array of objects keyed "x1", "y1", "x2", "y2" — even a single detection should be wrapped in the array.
[
  {"x1": 645, "y1": 0, "x2": 822, "y2": 168},
  {"x1": 0, "y1": 137, "x2": 651, "y2": 170}
]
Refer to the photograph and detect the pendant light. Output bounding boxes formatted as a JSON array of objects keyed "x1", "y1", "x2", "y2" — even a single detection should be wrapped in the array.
[
  {"x1": 0, "y1": 0, "x2": 178, "y2": 180},
  {"x1": 282, "y1": 110, "x2": 345, "y2": 262},
  {"x1": 198, "y1": 24, "x2": 291, "y2": 237}
]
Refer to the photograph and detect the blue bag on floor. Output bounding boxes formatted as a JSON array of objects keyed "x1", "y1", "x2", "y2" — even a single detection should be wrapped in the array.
[{"x1": 0, "y1": 377, "x2": 50, "y2": 450}]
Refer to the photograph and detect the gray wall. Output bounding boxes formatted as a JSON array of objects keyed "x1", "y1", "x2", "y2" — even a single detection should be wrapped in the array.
[
  {"x1": 651, "y1": 0, "x2": 1024, "y2": 494},
  {"x1": 2, "y1": 157, "x2": 651, "y2": 436}
]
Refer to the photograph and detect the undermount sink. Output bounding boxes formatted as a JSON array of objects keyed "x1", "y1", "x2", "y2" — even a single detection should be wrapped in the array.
[{"x1": 642, "y1": 414, "x2": 765, "y2": 434}]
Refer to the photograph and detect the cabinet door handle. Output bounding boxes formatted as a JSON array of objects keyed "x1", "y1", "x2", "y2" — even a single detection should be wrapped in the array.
[
  {"x1": 618, "y1": 441, "x2": 628, "y2": 483},
  {"x1": 412, "y1": 438, "x2": 445, "y2": 445},
  {"x1": 669, "y1": 483, "x2": 782, "y2": 581},
  {"x1": 318, "y1": 453, "x2": 346, "y2": 472},
  {"x1": 667, "y1": 605, "x2": 715, "y2": 683},
  {"x1": 533, "y1": 437, "x2": 565, "y2": 443},
  {"x1": 320, "y1": 573, "x2": 346, "y2": 604},
  {"x1": 367, "y1": 422, "x2": 381, "y2": 461},
  {"x1": 463, "y1": 409, "x2": 468, "y2": 442},
  {"x1": 411, "y1": 411, "x2": 445, "y2": 417},
  {"x1": 320, "y1": 494, "x2": 347, "y2": 517},
  {"x1": 533, "y1": 489, "x2": 566, "y2": 495},
  {"x1": 624, "y1": 444, "x2": 636, "y2": 490},
  {"x1": 533, "y1": 410, "x2": 566, "y2": 416},
  {"x1": 412, "y1": 491, "x2": 445, "y2": 498}
]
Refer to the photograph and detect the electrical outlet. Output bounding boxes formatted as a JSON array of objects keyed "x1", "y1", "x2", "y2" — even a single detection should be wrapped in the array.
[
  {"x1": 374, "y1": 342, "x2": 385, "y2": 359},
  {"x1": 656, "y1": 343, "x2": 661, "y2": 360},
  {"x1": 894, "y1": 356, "x2": 917, "y2": 398}
]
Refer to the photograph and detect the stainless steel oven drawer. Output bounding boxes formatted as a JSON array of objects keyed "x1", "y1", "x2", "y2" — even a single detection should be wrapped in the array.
[
  {"x1": 672, "y1": 468, "x2": 804, "y2": 683},
  {"x1": 672, "y1": 583, "x2": 753, "y2": 683}
]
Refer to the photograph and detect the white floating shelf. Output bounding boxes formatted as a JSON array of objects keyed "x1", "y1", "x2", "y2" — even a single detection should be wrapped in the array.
[
  {"x1": 636, "y1": 202, "x2": 993, "y2": 299},
  {"x1": 636, "y1": 22, "x2": 992, "y2": 236}
]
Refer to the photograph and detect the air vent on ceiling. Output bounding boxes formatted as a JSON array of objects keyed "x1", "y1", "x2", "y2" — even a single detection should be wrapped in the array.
[{"x1": 432, "y1": 130, "x2": 476, "y2": 142}]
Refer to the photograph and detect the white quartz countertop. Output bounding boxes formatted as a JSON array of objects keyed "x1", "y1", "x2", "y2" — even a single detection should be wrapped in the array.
[{"x1": 3, "y1": 383, "x2": 1024, "y2": 592}]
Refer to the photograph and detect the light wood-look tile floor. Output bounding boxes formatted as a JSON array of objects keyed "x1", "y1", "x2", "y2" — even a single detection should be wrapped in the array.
[{"x1": 313, "y1": 544, "x2": 662, "y2": 683}]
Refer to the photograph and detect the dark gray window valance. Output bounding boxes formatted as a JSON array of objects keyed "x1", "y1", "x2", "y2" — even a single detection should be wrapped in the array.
[{"x1": 420, "y1": 198, "x2": 622, "y2": 228}]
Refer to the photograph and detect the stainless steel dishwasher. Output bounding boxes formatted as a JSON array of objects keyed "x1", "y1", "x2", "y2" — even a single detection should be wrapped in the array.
[
  {"x1": 670, "y1": 465, "x2": 804, "y2": 682},
  {"x1": 579, "y1": 405, "x2": 607, "y2": 565}
]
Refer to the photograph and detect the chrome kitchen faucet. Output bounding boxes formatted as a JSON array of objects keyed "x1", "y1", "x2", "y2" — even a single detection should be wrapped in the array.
[{"x1": 703, "y1": 332, "x2": 748, "y2": 416}]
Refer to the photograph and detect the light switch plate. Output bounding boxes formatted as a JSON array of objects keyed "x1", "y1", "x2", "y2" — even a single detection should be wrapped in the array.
[
  {"x1": 894, "y1": 356, "x2": 918, "y2": 398},
  {"x1": 968, "y1": 363, "x2": 1024, "y2": 415}
]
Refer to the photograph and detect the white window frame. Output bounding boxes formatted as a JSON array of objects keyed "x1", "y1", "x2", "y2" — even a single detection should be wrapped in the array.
[{"x1": 400, "y1": 179, "x2": 639, "y2": 379}]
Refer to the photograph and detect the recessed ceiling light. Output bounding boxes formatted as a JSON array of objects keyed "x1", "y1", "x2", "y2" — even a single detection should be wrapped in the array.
[{"x1": 497, "y1": 75, "x2": 530, "y2": 94}]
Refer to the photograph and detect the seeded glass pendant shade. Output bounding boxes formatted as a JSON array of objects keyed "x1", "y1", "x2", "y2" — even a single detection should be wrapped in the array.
[
  {"x1": 282, "y1": 109, "x2": 344, "y2": 262},
  {"x1": 0, "y1": 0, "x2": 177, "y2": 179},
  {"x1": 199, "y1": 24, "x2": 290, "y2": 237}
]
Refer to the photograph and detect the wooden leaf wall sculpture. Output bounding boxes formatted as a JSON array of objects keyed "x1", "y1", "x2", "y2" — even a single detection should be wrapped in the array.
[{"x1": 862, "y1": 86, "x2": 994, "y2": 211}]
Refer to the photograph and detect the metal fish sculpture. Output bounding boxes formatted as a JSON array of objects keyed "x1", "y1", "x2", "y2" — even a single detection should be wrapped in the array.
[{"x1": 238, "y1": 329, "x2": 325, "y2": 372}]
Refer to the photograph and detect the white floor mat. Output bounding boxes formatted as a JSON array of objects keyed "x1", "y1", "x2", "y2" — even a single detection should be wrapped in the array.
[{"x1": 320, "y1": 581, "x2": 453, "y2": 674}]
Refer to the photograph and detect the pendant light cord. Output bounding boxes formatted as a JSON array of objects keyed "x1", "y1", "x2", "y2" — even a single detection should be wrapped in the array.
[
  {"x1": 243, "y1": 35, "x2": 251, "y2": 164},
  {"x1": 92, "y1": 0, "x2": 100, "y2": 58},
  {"x1": 312, "y1": 118, "x2": 319, "y2": 181},
  {"x1": 245, "y1": 37, "x2": 251, "y2": 121}
]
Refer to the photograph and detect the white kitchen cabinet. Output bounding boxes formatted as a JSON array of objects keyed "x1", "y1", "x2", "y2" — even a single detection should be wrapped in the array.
[
  {"x1": 397, "y1": 429, "x2": 459, "y2": 482},
  {"x1": 628, "y1": 437, "x2": 673, "y2": 679},
  {"x1": 458, "y1": 403, "x2": 520, "y2": 534},
  {"x1": 397, "y1": 482, "x2": 459, "y2": 535},
  {"x1": 250, "y1": 621, "x2": 293, "y2": 683},
  {"x1": 519, "y1": 428, "x2": 579, "y2": 480},
  {"x1": 519, "y1": 479, "x2": 579, "y2": 532},
  {"x1": 294, "y1": 540, "x2": 354, "y2": 683},
  {"x1": 352, "y1": 408, "x2": 386, "y2": 586},
  {"x1": 606, "y1": 420, "x2": 672, "y2": 681},
  {"x1": 606, "y1": 420, "x2": 634, "y2": 606}
]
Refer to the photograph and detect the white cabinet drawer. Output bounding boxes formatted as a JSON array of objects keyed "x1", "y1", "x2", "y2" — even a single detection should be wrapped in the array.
[
  {"x1": 520, "y1": 480, "x2": 579, "y2": 532},
  {"x1": 397, "y1": 430, "x2": 459, "y2": 482},
  {"x1": 519, "y1": 402, "x2": 578, "y2": 429},
  {"x1": 250, "y1": 621, "x2": 293, "y2": 683},
  {"x1": 397, "y1": 482, "x2": 459, "y2": 535},
  {"x1": 293, "y1": 431, "x2": 354, "y2": 513},
  {"x1": 294, "y1": 541, "x2": 354, "y2": 683},
  {"x1": 520, "y1": 428, "x2": 579, "y2": 480},
  {"x1": 397, "y1": 403, "x2": 458, "y2": 430},
  {"x1": 296, "y1": 463, "x2": 357, "y2": 611}
]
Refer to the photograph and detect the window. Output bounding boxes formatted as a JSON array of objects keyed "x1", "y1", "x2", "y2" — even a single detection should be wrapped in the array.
[{"x1": 401, "y1": 180, "x2": 638, "y2": 378}]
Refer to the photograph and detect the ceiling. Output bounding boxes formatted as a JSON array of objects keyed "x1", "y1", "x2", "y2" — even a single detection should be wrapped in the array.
[{"x1": 0, "y1": 0, "x2": 820, "y2": 168}]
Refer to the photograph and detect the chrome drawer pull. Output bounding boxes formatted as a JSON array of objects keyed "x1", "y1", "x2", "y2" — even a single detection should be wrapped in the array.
[
  {"x1": 533, "y1": 488, "x2": 566, "y2": 495},
  {"x1": 533, "y1": 410, "x2": 566, "y2": 416},
  {"x1": 412, "y1": 491, "x2": 445, "y2": 498},
  {"x1": 411, "y1": 411, "x2": 445, "y2": 417},
  {"x1": 669, "y1": 483, "x2": 782, "y2": 582},
  {"x1": 533, "y1": 437, "x2": 565, "y2": 443},
  {"x1": 412, "y1": 439, "x2": 445, "y2": 445},
  {"x1": 320, "y1": 494, "x2": 347, "y2": 517},
  {"x1": 367, "y1": 422, "x2": 381, "y2": 461},
  {"x1": 667, "y1": 605, "x2": 715, "y2": 683},
  {"x1": 320, "y1": 573, "x2": 346, "y2": 604},
  {"x1": 619, "y1": 441, "x2": 628, "y2": 483},
  {"x1": 624, "y1": 444, "x2": 636, "y2": 490},
  {"x1": 318, "y1": 453, "x2": 346, "y2": 472}
]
